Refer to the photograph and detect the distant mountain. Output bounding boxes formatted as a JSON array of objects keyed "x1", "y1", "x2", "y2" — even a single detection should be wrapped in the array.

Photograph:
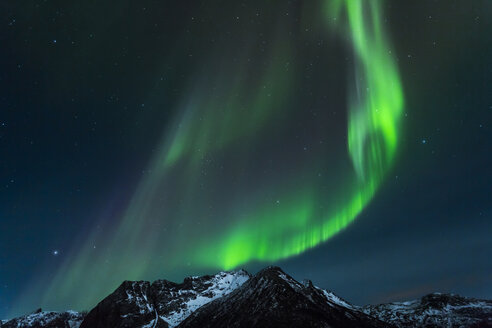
[
  {"x1": 2, "y1": 267, "x2": 491, "y2": 328},
  {"x1": 0, "y1": 309, "x2": 83, "y2": 328},
  {"x1": 363, "y1": 293, "x2": 492, "y2": 328}
]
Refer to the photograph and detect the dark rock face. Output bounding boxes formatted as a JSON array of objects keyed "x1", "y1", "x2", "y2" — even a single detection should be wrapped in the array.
[
  {"x1": 363, "y1": 293, "x2": 492, "y2": 328},
  {"x1": 0, "y1": 310, "x2": 84, "y2": 328},
  {"x1": 178, "y1": 266, "x2": 391, "y2": 328},
  {"x1": 79, "y1": 280, "x2": 160, "y2": 328},
  {"x1": 79, "y1": 270, "x2": 250, "y2": 328},
  {"x1": 4, "y1": 267, "x2": 491, "y2": 328}
]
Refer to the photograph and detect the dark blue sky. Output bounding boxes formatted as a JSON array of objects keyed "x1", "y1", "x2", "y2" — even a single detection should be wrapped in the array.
[{"x1": 0, "y1": 0, "x2": 491, "y2": 318}]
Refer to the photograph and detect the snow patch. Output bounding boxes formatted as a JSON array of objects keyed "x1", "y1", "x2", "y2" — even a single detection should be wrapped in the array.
[
  {"x1": 278, "y1": 273, "x2": 303, "y2": 290},
  {"x1": 1, "y1": 311, "x2": 83, "y2": 328},
  {"x1": 315, "y1": 287, "x2": 354, "y2": 310},
  {"x1": 160, "y1": 271, "x2": 249, "y2": 327}
]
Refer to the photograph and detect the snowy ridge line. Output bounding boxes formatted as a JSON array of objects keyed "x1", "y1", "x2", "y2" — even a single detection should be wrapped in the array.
[
  {"x1": 0, "y1": 310, "x2": 84, "y2": 328},
  {"x1": 157, "y1": 270, "x2": 250, "y2": 327},
  {"x1": 2, "y1": 268, "x2": 491, "y2": 328}
]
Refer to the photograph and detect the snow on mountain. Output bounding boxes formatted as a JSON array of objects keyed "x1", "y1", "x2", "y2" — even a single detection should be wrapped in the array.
[
  {"x1": 79, "y1": 269, "x2": 250, "y2": 328},
  {"x1": 3, "y1": 268, "x2": 491, "y2": 328},
  {"x1": 158, "y1": 270, "x2": 250, "y2": 327},
  {"x1": 0, "y1": 309, "x2": 84, "y2": 328},
  {"x1": 363, "y1": 293, "x2": 492, "y2": 327},
  {"x1": 319, "y1": 288, "x2": 356, "y2": 310},
  {"x1": 178, "y1": 266, "x2": 389, "y2": 328}
]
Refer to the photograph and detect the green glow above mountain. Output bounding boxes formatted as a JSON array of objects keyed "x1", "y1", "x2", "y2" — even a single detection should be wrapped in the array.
[
  {"x1": 12, "y1": 0, "x2": 404, "y2": 315},
  {"x1": 192, "y1": 0, "x2": 404, "y2": 269}
]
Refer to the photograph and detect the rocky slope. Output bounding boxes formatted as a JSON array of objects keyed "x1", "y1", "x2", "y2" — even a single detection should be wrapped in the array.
[
  {"x1": 2, "y1": 267, "x2": 491, "y2": 328},
  {"x1": 363, "y1": 293, "x2": 492, "y2": 328},
  {"x1": 79, "y1": 269, "x2": 250, "y2": 328},
  {"x1": 0, "y1": 309, "x2": 84, "y2": 328},
  {"x1": 178, "y1": 266, "x2": 389, "y2": 328}
]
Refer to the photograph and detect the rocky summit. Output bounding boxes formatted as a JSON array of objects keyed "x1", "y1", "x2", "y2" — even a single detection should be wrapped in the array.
[{"x1": 2, "y1": 267, "x2": 491, "y2": 328}]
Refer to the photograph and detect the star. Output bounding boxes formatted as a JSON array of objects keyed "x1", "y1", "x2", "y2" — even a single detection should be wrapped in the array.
[{"x1": 53, "y1": 250, "x2": 59, "y2": 256}]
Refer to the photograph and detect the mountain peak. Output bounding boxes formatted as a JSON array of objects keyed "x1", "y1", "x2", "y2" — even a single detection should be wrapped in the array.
[
  {"x1": 257, "y1": 265, "x2": 284, "y2": 273},
  {"x1": 79, "y1": 269, "x2": 250, "y2": 328},
  {"x1": 178, "y1": 267, "x2": 388, "y2": 328},
  {"x1": 363, "y1": 292, "x2": 492, "y2": 328},
  {"x1": 3, "y1": 267, "x2": 491, "y2": 328}
]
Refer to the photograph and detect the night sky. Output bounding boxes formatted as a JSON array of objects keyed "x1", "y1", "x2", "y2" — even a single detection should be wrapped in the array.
[{"x1": 1, "y1": 0, "x2": 491, "y2": 319}]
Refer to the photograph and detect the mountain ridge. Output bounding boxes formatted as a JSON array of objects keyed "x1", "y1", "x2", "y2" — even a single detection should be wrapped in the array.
[{"x1": 2, "y1": 266, "x2": 491, "y2": 328}]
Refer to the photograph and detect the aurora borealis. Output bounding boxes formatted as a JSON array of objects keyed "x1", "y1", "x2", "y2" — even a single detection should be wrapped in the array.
[
  {"x1": 1, "y1": 0, "x2": 491, "y2": 319},
  {"x1": 192, "y1": 0, "x2": 405, "y2": 269}
]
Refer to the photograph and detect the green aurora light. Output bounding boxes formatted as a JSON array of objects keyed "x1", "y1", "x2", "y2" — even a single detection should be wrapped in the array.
[
  {"x1": 191, "y1": 0, "x2": 404, "y2": 269},
  {"x1": 12, "y1": 0, "x2": 404, "y2": 315}
]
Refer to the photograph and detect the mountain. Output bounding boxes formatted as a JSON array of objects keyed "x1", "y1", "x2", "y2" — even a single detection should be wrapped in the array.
[
  {"x1": 0, "y1": 309, "x2": 83, "y2": 328},
  {"x1": 178, "y1": 266, "x2": 389, "y2": 328},
  {"x1": 79, "y1": 270, "x2": 250, "y2": 328},
  {"x1": 363, "y1": 293, "x2": 492, "y2": 328},
  {"x1": 2, "y1": 267, "x2": 491, "y2": 328}
]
